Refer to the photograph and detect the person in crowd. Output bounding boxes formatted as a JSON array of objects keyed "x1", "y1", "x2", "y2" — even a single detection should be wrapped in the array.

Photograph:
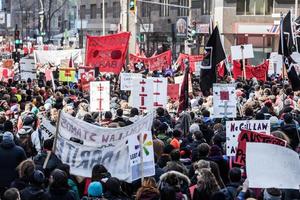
[
  {"x1": 103, "y1": 177, "x2": 131, "y2": 200},
  {"x1": 46, "y1": 169, "x2": 76, "y2": 200},
  {"x1": 136, "y1": 177, "x2": 160, "y2": 200},
  {"x1": 2, "y1": 188, "x2": 21, "y2": 200},
  {"x1": 81, "y1": 181, "x2": 105, "y2": 200},
  {"x1": 0, "y1": 132, "x2": 26, "y2": 196},
  {"x1": 11, "y1": 160, "x2": 35, "y2": 191},
  {"x1": 163, "y1": 149, "x2": 189, "y2": 175},
  {"x1": 58, "y1": 164, "x2": 81, "y2": 200},
  {"x1": 220, "y1": 167, "x2": 242, "y2": 200}
]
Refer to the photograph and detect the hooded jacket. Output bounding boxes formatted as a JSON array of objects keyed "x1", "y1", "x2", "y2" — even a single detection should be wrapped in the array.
[
  {"x1": 0, "y1": 136, "x2": 26, "y2": 189},
  {"x1": 280, "y1": 121, "x2": 300, "y2": 150},
  {"x1": 20, "y1": 185, "x2": 49, "y2": 200}
]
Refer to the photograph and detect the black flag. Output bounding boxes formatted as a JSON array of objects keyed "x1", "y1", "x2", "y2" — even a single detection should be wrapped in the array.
[
  {"x1": 279, "y1": 11, "x2": 300, "y2": 91},
  {"x1": 200, "y1": 26, "x2": 226, "y2": 94},
  {"x1": 278, "y1": 11, "x2": 294, "y2": 57},
  {"x1": 177, "y1": 61, "x2": 189, "y2": 115}
]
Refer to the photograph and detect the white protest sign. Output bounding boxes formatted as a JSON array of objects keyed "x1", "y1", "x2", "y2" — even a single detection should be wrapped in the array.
[
  {"x1": 120, "y1": 73, "x2": 143, "y2": 91},
  {"x1": 90, "y1": 81, "x2": 110, "y2": 112},
  {"x1": 246, "y1": 143, "x2": 300, "y2": 189},
  {"x1": 131, "y1": 78, "x2": 154, "y2": 110},
  {"x1": 213, "y1": 84, "x2": 236, "y2": 118},
  {"x1": 148, "y1": 77, "x2": 168, "y2": 108},
  {"x1": 231, "y1": 44, "x2": 254, "y2": 60},
  {"x1": 226, "y1": 120, "x2": 270, "y2": 156},
  {"x1": 20, "y1": 58, "x2": 36, "y2": 80},
  {"x1": 268, "y1": 52, "x2": 282, "y2": 75},
  {"x1": 39, "y1": 117, "x2": 56, "y2": 139},
  {"x1": 128, "y1": 131, "x2": 155, "y2": 181},
  {"x1": 56, "y1": 112, "x2": 154, "y2": 182}
]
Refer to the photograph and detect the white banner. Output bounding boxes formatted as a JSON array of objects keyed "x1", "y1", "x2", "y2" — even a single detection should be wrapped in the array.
[
  {"x1": 213, "y1": 84, "x2": 236, "y2": 118},
  {"x1": 148, "y1": 77, "x2": 168, "y2": 108},
  {"x1": 231, "y1": 44, "x2": 254, "y2": 60},
  {"x1": 120, "y1": 73, "x2": 142, "y2": 91},
  {"x1": 90, "y1": 81, "x2": 110, "y2": 112},
  {"x1": 226, "y1": 120, "x2": 270, "y2": 156},
  {"x1": 56, "y1": 112, "x2": 154, "y2": 182},
  {"x1": 131, "y1": 78, "x2": 154, "y2": 110},
  {"x1": 20, "y1": 58, "x2": 36, "y2": 80},
  {"x1": 246, "y1": 143, "x2": 300, "y2": 189},
  {"x1": 34, "y1": 49, "x2": 83, "y2": 70},
  {"x1": 39, "y1": 117, "x2": 56, "y2": 139}
]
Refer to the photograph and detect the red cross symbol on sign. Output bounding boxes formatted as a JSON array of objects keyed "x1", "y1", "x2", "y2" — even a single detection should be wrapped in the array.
[
  {"x1": 139, "y1": 79, "x2": 147, "y2": 110},
  {"x1": 220, "y1": 91, "x2": 229, "y2": 101},
  {"x1": 97, "y1": 84, "x2": 104, "y2": 111}
]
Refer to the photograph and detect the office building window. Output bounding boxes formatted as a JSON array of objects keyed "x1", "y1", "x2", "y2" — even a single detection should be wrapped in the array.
[
  {"x1": 100, "y1": 3, "x2": 108, "y2": 18},
  {"x1": 200, "y1": 0, "x2": 211, "y2": 15},
  {"x1": 159, "y1": 0, "x2": 170, "y2": 17},
  {"x1": 237, "y1": 0, "x2": 273, "y2": 15},
  {"x1": 178, "y1": 0, "x2": 189, "y2": 16},
  {"x1": 141, "y1": 3, "x2": 151, "y2": 17},
  {"x1": 80, "y1": 5, "x2": 86, "y2": 19},
  {"x1": 113, "y1": 2, "x2": 120, "y2": 18},
  {"x1": 90, "y1": 4, "x2": 97, "y2": 19}
]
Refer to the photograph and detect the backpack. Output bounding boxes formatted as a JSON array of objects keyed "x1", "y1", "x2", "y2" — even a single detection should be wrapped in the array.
[{"x1": 18, "y1": 126, "x2": 37, "y2": 157}]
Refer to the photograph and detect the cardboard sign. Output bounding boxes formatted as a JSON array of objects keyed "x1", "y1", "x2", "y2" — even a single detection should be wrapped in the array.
[
  {"x1": 268, "y1": 52, "x2": 282, "y2": 75},
  {"x1": 56, "y1": 112, "x2": 155, "y2": 182},
  {"x1": 85, "y1": 32, "x2": 130, "y2": 74},
  {"x1": 90, "y1": 81, "x2": 110, "y2": 112},
  {"x1": 120, "y1": 73, "x2": 143, "y2": 91},
  {"x1": 167, "y1": 84, "x2": 180, "y2": 102},
  {"x1": 59, "y1": 68, "x2": 76, "y2": 82},
  {"x1": 213, "y1": 84, "x2": 236, "y2": 118},
  {"x1": 148, "y1": 77, "x2": 168, "y2": 108},
  {"x1": 129, "y1": 50, "x2": 172, "y2": 71},
  {"x1": 81, "y1": 71, "x2": 95, "y2": 92},
  {"x1": 235, "y1": 130, "x2": 286, "y2": 166},
  {"x1": 231, "y1": 44, "x2": 254, "y2": 60},
  {"x1": 131, "y1": 78, "x2": 154, "y2": 110},
  {"x1": 246, "y1": 143, "x2": 300, "y2": 189},
  {"x1": 226, "y1": 120, "x2": 270, "y2": 156}
]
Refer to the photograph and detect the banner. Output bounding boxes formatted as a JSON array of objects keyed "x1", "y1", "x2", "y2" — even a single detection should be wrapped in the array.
[
  {"x1": 148, "y1": 77, "x2": 168, "y2": 108},
  {"x1": 39, "y1": 117, "x2": 55, "y2": 139},
  {"x1": 55, "y1": 112, "x2": 154, "y2": 182},
  {"x1": 34, "y1": 49, "x2": 83, "y2": 71},
  {"x1": 226, "y1": 120, "x2": 270, "y2": 156},
  {"x1": 233, "y1": 60, "x2": 269, "y2": 81},
  {"x1": 120, "y1": 73, "x2": 142, "y2": 91},
  {"x1": 246, "y1": 143, "x2": 300, "y2": 189},
  {"x1": 2, "y1": 59, "x2": 14, "y2": 68},
  {"x1": 213, "y1": 84, "x2": 236, "y2": 118},
  {"x1": 129, "y1": 50, "x2": 172, "y2": 71},
  {"x1": 85, "y1": 32, "x2": 130, "y2": 74},
  {"x1": 177, "y1": 54, "x2": 204, "y2": 73},
  {"x1": 167, "y1": 84, "x2": 179, "y2": 102},
  {"x1": 90, "y1": 81, "x2": 110, "y2": 112},
  {"x1": 131, "y1": 78, "x2": 154, "y2": 110},
  {"x1": 20, "y1": 58, "x2": 36, "y2": 81},
  {"x1": 235, "y1": 130, "x2": 286, "y2": 166},
  {"x1": 80, "y1": 71, "x2": 95, "y2": 92}
]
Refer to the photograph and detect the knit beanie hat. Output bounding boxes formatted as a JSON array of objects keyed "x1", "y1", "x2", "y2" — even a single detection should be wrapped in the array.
[{"x1": 88, "y1": 181, "x2": 103, "y2": 197}]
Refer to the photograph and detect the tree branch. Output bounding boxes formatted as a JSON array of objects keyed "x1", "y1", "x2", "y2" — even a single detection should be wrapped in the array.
[{"x1": 50, "y1": 0, "x2": 68, "y2": 20}]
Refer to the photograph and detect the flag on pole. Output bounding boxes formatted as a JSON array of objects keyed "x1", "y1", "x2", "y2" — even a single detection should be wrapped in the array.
[
  {"x1": 200, "y1": 26, "x2": 226, "y2": 94},
  {"x1": 177, "y1": 63, "x2": 189, "y2": 115}
]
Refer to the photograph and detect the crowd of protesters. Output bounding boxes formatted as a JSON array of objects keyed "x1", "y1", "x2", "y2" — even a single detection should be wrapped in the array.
[{"x1": 0, "y1": 69, "x2": 299, "y2": 200}]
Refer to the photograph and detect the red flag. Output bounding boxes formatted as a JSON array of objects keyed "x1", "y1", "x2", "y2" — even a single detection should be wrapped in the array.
[
  {"x1": 176, "y1": 54, "x2": 203, "y2": 73},
  {"x1": 233, "y1": 60, "x2": 269, "y2": 81},
  {"x1": 177, "y1": 65, "x2": 189, "y2": 115},
  {"x1": 85, "y1": 32, "x2": 130, "y2": 74},
  {"x1": 129, "y1": 50, "x2": 172, "y2": 71},
  {"x1": 68, "y1": 56, "x2": 73, "y2": 68},
  {"x1": 167, "y1": 84, "x2": 180, "y2": 102}
]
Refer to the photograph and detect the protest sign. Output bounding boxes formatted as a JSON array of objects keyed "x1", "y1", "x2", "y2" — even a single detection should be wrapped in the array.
[
  {"x1": 213, "y1": 84, "x2": 236, "y2": 118},
  {"x1": 34, "y1": 49, "x2": 83, "y2": 71},
  {"x1": 80, "y1": 71, "x2": 95, "y2": 92},
  {"x1": 226, "y1": 120, "x2": 270, "y2": 156},
  {"x1": 176, "y1": 53, "x2": 204, "y2": 73},
  {"x1": 90, "y1": 81, "x2": 110, "y2": 112},
  {"x1": 20, "y1": 58, "x2": 36, "y2": 80},
  {"x1": 246, "y1": 143, "x2": 300, "y2": 189},
  {"x1": 128, "y1": 131, "x2": 155, "y2": 181},
  {"x1": 131, "y1": 78, "x2": 154, "y2": 110},
  {"x1": 268, "y1": 52, "x2": 282, "y2": 75},
  {"x1": 129, "y1": 50, "x2": 172, "y2": 71},
  {"x1": 85, "y1": 32, "x2": 130, "y2": 74},
  {"x1": 231, "y1": 44, "x2": 254, "y2": 60},
  {"x1": 167, "y1": 84, "x2": 179, "y2": 102},
  {"x1": 174, "y1": 75, "x2": 193, "y2": 93},
  {"x1": 0, "y1": 67, "x2": 14, "y2": 82},
  {"x1": 148, "y1": 77, "x2": 168, "y2": 108},
  {"x1": 2, "y1": 59, "x2": 13, "y2": 68},
  {"x1": 55, "y1": 112, "x2": 154, "y2": 182},
  {"x1": 39, "y1": 117, "x2": 56, "y2": 139},
  {"x1": 120, "y1": 73, "x2": 143, "y2": 91},
  {"x1": 235, "y1": 130, "x2": 286, "y2": 166},
  {"x1": 59, "y1": 68, "x2": 76, "y2": 82}
]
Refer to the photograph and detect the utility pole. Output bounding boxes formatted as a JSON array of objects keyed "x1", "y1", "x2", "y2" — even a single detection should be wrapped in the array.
[
  {"x1": 102, "y1": 0, "x2": 105, "y2": 35},
  {"x1": 188, "y1": 0, "x2": 192, "y2": 55}
]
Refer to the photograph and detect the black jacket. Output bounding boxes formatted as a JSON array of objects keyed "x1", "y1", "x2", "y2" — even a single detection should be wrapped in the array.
[
  {"x1": 46, "y1": 188, "x2": 76, "y2": 200},
  {"x1": 0, "y1": 139, "x2": 26, "y2": 188},
  {"x1": 34, "y1": 151, "x2": 62, "y2": 177},
  {"x1": 20, "y1": 185, "x2": 49, "y2": 200},
  {"x1": 280, "y1": 122, "x2": 300, "y2": 150}
]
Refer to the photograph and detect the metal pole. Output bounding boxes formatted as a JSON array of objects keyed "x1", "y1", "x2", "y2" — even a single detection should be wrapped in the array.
[
  {"x1": 296, "y1": 0, "x2": 298, "y2": 17},
  {"x1": 102, "y1": 0, "x2": 105, "y2": 35},
  {"x1": 280, "y1": 13, "x2": 286, "y2": 80},
  {"x1": 188, "y1": 0, "x2": 192, "y2": 55}
]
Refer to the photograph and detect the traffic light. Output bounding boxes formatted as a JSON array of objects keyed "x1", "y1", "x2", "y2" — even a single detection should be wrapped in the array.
[
  {"x1": 187, "y1": 24, "x2": 197, "y2": 48},
  {"x1": 129, "y1": 0, "x2": 136, "y2": 13}
]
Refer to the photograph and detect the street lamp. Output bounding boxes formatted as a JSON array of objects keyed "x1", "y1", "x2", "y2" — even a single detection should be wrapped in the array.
[{"x1": 38, "y1": 0, "x2": 45, "y2": 44}]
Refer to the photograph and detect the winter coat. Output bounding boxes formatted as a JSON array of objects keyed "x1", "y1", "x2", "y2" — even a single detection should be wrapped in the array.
[
  {"x1": 0, "y1": 139, "x2": 26, "y2": 189},
  {"x1": 10, "y1": 177, "x2": 31, "y2": 191},
  {"x1": 158, "y1": 170, "x2": 191, "y2": 198},
  {"x1": 68, "y1": 178, "x2": 80, "y2": 200},
  {"x1": 280, "y1": 122, "x2": 300, "y2": 150},
  {"x1": 45, "y1": 188, "x2": 77, "y2": 200},
  {"x1": 220, "y1": 182, "x2": 241, "y2": 200},
  {"x1": 136, "y1": 186, "x2": 160, "y2": 200},
  {"x1": 34, "y1": 151, "x2": 62, "y2": 177},
  {"x1": 103, "y1": 191, "x2": 131, "y2": 200},
  {"x1": 20, "y1": 185, "x2": 49, "y2": 200}
]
